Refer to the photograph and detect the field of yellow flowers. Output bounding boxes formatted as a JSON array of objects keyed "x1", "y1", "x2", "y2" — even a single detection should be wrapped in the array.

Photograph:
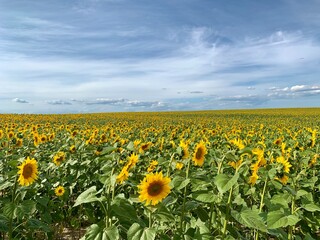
[{"x1": 0, "y1": 108, "x2": 319, "y2": 239}]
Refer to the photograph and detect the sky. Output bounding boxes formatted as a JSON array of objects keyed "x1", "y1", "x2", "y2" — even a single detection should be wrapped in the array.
[{"x1": 1, "y1": 0, "x2": 320, "y2": 113}]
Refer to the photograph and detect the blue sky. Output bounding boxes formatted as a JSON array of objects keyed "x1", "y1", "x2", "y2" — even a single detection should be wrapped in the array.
[{"x1": 1, "y1": 0, "x2": 320, "y2": 113}]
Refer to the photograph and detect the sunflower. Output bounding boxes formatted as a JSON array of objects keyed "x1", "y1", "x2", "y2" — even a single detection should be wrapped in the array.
[
  {"x1": 40, "y1": 135, "x2": 47, "y2": 143},
  {"x1": 275, "y1": 174, "x2": 289, "y2": 185},
  {"x1": 175, "y1": 162, "x2": 184, "y2": 170},
  {"x1": 138, "y1": 172, "x2": 171, "y2": 206},
  {"x1": 276, "y1": 156, "x2": 292, "y2": 173},
  {"x1": 126, "y1": 153, "x2": 139, "y2": 170},
  {"x1": 147, "y1": 160, "x2": 158, "y2": 172},
  {"x1": 17, "y1": 157, "x2": 38, "y2": 186},
  {"x1": 69, "y1": 145, "x2": 76, "y2": 153},
  {"x1": 55, "y1": 186, "x2": 65, "y2": 196},
  {"x1": 228, "y1": 159, "x2": 243, "y2": 170},
  {"x1": 179, "y1": 140, "x2": 189, "y2": 159},
  {"x1": 309, "y1": 154, "x2": 318, "y2": 167},
  {"x1": 53, "y1": 152, "x2": 66, "y2": 166},
  {"x1": 116, "y1": 166, "x2": 129, "y2": 184},
  {"x1": 192, "y1": 141, "x2": 207, "y2": 166},
  {"x1": 33, "y1": 133, "x2": 40, "y2": 147},
  {"x1": 248, "y1": 172, "x2": 259, "y2": 185}
]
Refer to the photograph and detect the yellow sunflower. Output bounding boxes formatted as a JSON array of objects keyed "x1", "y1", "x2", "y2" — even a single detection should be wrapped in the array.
[
  {"x1": 69, "y1": 145, "x2": 76, "y2": 153},
  {"x1": 192, "y1": 141, "x2": 207, "y2": 166},
  {"x1": 126, "y1": 153, "x2": 139, "y2": 170},
  {"x1": 276, "y1": 156, "x2": 292, "y2": 173},
  {"x1": 147, "y1": 160, "x2": 158, "y2": 172},
  {"x1": 138, "y1": 172, "x2": 171, "y2": 206},
  {"x1": 116, "y1": 166, "x2": 129, "y2": 184},
  {"x1": 55, "y1": 186, "x2": 65, "y2": 196},
  {"x1": 53, "y1": 152, "x2": 66, "y2": 166},
  {"x1": 179, "y1": 140, "x2": 189, "y2": 159},
  {"x1": 248, "y1": 172, "x2": 259, "y2": 185},
  {"x1": 275, "y1": 174, "x2": 289, "y2": 185},
  {"x1": 139, "y1": 142, "x2": 152, "y2": 154},
  {"x1": 175, "y1": 162, "x2": 184, "y2": 170},
  {"x1": 17, "y1": 157, "x2": 38, "y2": 186}
]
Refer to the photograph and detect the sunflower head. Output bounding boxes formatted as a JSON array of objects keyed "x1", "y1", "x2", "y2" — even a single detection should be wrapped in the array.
[
  {"x1": 116, "y1": 166, "x2": 129, "y2": 184},
  {"x1": 126, "y1": 153, "x2": 139, "y2": 170},
  {"x1": 179, "y1": 140, "x2": 189, "y2": 159},
  {"x1": 138, "y1": 172, "x2": 171, "y2": 206},
  {"x1": 55, "y1": 186, "x2": 65, "y2": 196},
  {"x1": 192, "y1": 141, "x2": 207, "y2": 166},
  {"x1": 53, "y1": 152, "x2": 66, "y2": 166},
  {"x1": 17, "y1": 157, "x2": 38, "y2": 186},
  {"x1": 175, "y1": 162, "x2": 184, "y2": 170},
  {"x1": 276, "y1": 156, "x2": 292, "y2": 173},
  {"x1": 69, "y1": 145, "x2": 76, "y2": 153}
]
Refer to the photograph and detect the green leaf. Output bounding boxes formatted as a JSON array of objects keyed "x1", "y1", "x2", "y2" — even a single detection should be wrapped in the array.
[
  {"x1": 127, "y1": 223, "x2": 143, "y2": 240},
  {"x1": 192, "y1": 191, "x2": 217, "y2": 203},
  {"x1": 36, "y1": 196, "x2": 50, "y2": 207},
  {"x1": 105, "y1": 225, "x2": 120, "y2": 240},
  {"x1": 74, "y1": 186, "x2": 101, "y2": 207},
  {"x1": 296, "y1": 190, "x2": 309, "y2": 199},
  {"x1": 141, "y1": 228, "x2": 156, "y2": 240},
  {"x1": 127, "y1": 224, "x2": 156, "y2": 240},
  {"x1": 231, "y1": 209, "x2": 267, "y2": 232},
  {"x1": 85, "y1": 224, "x2": 105, "y2": 240},
  {"x1": 270, "y1": 193, "x2": 291, "y2": 208},
  {"x1": 3, "y1": 202, "x2": 15, "y2": 219},
  {"x1": 84, "y1": 223, "x2": 119, "y2": 240},
  {"x1": 239, "y1": 147, "x2": 252, "y2": 155},
  {"x1": 27, "y1": 218, "x2": 51, "y2": 232},
  {"x1": 0, "y1": 214, "x2": 9, "y2": 232},
  {"x1": 126, "y1": 141, "x2": 134, "y2": 151},
  {"x1": 267, "y1": 210, "x2": 300, "y2": 229},
  {"x1": 15, "y1": 200, "x2": 36, "y2": 219},
  {"x1": 111, "y1": 198, "x2": 138, "y2": 221},
  {"x1": 194, "y1": 219, "x2": 211, "y2": 240},
  {"x1": 302, "y1": 203, "x2": 320, "y2": 212},
  {"x1": 0, "y1": 181, "x2": 13, "y2": 191},
  {"x1": 172, "y1": 176, "x2": 190, "y2": 190},
  {"x1": 195, "y1": 206, "x2": 209, "y2": 222},
  {"x1": 154, "y1": 205, "x2": 175, "y2": 222},
  {"x1": 101, "y1": 147, "x2": 117, "y2": 155},
  {"x1": 214, "y1": 173, "x2": 239, "y2": 194}
]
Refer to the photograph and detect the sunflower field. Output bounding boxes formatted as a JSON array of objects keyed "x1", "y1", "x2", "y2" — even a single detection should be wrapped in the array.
[{"x1": 0, "y1": 108, "x2": 319, "y2": 240}]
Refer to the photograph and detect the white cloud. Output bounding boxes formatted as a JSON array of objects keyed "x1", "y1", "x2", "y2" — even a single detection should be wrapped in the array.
[
  {"x1": 46, "y1": 100, "x2": 72, "y2": 105},
  {"x1": 12, "y1": 98, "x2": 28, "y2": 103}
]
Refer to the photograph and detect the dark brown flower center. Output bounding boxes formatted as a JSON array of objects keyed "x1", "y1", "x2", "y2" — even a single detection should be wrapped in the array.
[
  {"x1": 196, "y1": 147, "x2": 203, "y2": 160},
  {"x1": 22, "y1": 164, "x2": 33, "y2": 178},
  {"x1": 147, "y1": 181, "x2": 163, "y2": 196}
]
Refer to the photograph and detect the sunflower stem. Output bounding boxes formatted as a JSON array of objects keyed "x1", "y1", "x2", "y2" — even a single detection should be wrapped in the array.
[
  {"x1": 209, "y1": 201, "x2": 216, "y2": 233},
  {"x1": 8, "y1": 176, "x2": 18, "y2": 240},
  {"x1": 149, "y1": 209, "x2": 153, "y2": 228},
  {"x1": 222, "y1": 185, "x2": 233, "y2": 239},
  {"x1": 288, "y1": 180, "x2": 296, "y2": 240},
  {"x1": 255, "y1": 176, "x2": 268, "y2": 240},
  {"x1": 180, "y1": 158, "x2": 191, "y2": 234},
  {"x1": 166, "y1": 153, "x2": 175, "y2": 177}
]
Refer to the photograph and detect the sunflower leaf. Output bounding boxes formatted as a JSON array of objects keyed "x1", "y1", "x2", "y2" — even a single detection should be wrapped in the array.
[
  {"x1": 214, "y1": 173, "x2": 239, "y2": 194},
  {"x1": 73, "y1": 186, "x2": 102, "y2": 207}
]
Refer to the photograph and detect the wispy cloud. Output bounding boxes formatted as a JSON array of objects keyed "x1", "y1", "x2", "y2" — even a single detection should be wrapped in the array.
[
  {"x1": 12, "y1": 98, "x2": 29, "y2": 103},
  {"x1": 46, "y1": 100, "x2": 72, "y2": 105}
]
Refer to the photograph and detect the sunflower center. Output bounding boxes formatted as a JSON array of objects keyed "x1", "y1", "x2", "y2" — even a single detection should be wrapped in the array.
[
  {"x1": 195, "y1": 147, "x2": 203, "y2": 159},
  {"x1": 147, "y1": 181, "x2": 163, "y2": 196},
  {"x1": 22, "y1": 164, "x2": 33, "y2": 178}
]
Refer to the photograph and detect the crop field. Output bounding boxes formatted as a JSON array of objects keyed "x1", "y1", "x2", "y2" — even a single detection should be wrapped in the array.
[{"x1": 0, "y1": 108, "x2": 319, "y2": 240}]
